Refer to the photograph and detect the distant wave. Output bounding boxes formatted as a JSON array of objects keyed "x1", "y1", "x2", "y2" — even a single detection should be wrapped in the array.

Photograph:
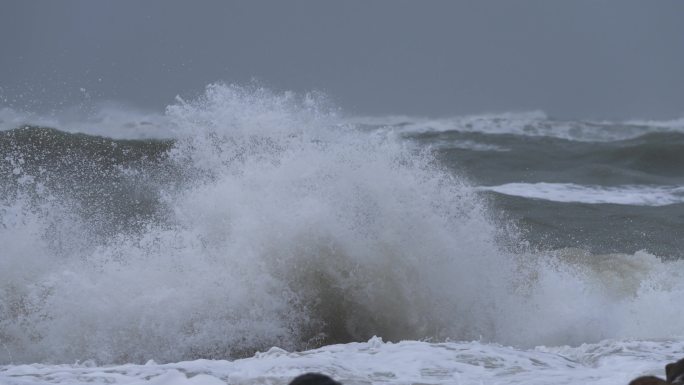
[
  {"x1": 625, "y1": 116, "x2": 684, "y2": 130},
  {"x1": 481, "y1": 182, "x2": 684, "y2": 206},
  {"x1": 0, "y1": 104, "x2": 173, "y2": 139},
  {"x1": 353, "y1": 112, "x2": 684, "y2": 142},
  {"x1": 4, "y1": 103, "x2": 684, "y2": 143}
]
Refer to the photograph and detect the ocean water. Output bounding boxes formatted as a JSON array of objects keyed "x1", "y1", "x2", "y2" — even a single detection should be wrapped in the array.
[{"x1": 1, "y1": 84, "x2": 683, "y2": 384}]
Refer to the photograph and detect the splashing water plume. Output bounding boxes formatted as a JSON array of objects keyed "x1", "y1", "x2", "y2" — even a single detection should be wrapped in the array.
[{"x1": 2, "y1": 84, "x2": 684, "y2": 365}]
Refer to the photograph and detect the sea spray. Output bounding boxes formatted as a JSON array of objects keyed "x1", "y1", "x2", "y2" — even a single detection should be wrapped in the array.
[
  {"x1": 2, "y1": 84, "x2": 684, "y2": 365},
  {"x1": 0, "y1": 85, "x2": 510, "y2": 363}
]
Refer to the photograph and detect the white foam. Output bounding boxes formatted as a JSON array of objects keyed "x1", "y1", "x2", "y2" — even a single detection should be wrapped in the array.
[
  {"x1": 625, "y1": 116, "x2": 684, "y2": 130},
  {"x1": 481, "y1": 183, "x2": 684, "y2": 206},
  {"x1": 2, "y1": 337, "x2": 684, "y2": 385}
]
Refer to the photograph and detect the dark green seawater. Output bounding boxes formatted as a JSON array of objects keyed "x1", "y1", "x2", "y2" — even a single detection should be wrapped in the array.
[{"x1": 408, "y1": 125, "x2": 684, "y2": 258}]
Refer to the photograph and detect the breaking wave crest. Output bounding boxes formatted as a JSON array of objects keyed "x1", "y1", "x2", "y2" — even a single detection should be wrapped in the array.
[
  {"x1": 482, "y1": 183, "x2": 684, "y2": 206},
  {"x1": 357, "y1": 112, "x2": 684, "y2": 142},
  {"x1": 2, "y1": 84, "x2": 684, "y2": 365}
]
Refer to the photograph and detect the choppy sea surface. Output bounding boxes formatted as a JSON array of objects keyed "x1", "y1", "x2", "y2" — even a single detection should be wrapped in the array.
[{"x1": 1, "y1": 84, "x2": 683, "y2": 384}]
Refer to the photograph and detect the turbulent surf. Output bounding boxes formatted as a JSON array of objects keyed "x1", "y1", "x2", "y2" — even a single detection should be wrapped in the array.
[{"x1": 1, "y1": 85, "x2": 684, "y2": 384}]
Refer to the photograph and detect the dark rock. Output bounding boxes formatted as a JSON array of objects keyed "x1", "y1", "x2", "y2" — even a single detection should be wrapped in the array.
[{"x1": 289, "y1": 373, "x2": 341, "y2": 385}]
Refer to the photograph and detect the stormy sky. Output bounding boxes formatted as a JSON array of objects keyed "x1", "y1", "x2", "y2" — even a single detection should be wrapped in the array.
[{"x1": 1, "y1": 1, "x2": 683, "y2": 119}]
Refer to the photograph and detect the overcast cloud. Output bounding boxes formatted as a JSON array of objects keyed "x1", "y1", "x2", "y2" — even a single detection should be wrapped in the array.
[{"x1": 1, "y1": 1, "x2": 683, "y2": 119}]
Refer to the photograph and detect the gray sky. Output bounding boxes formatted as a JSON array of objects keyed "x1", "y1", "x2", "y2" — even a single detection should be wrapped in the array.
[{"x1": 1, "y1": 1, "x2": 683, "y2": 119}]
